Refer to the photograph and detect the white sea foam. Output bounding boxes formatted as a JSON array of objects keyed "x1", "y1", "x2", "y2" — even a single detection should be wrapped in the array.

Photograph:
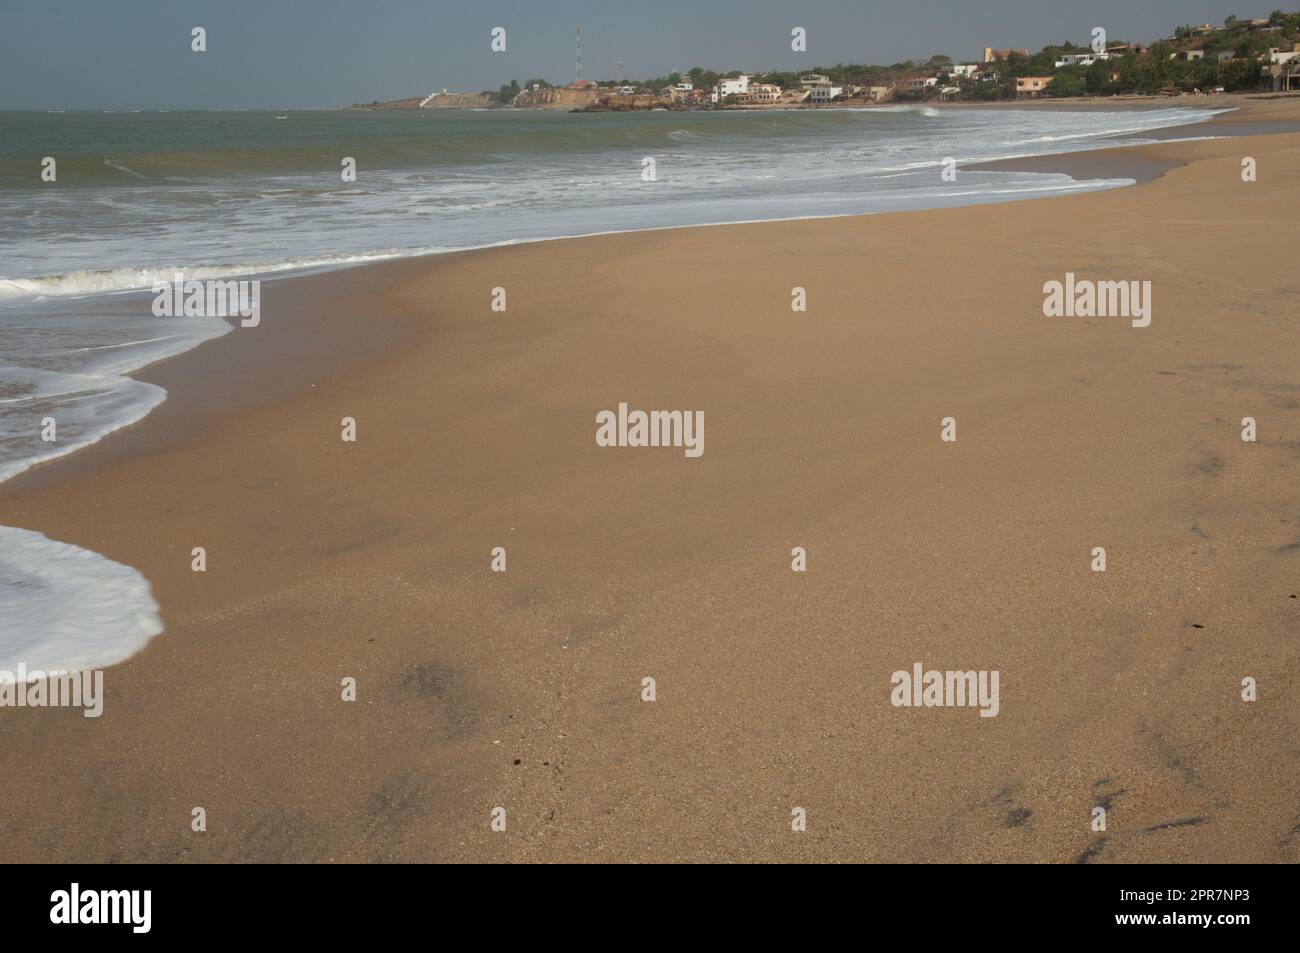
[
  {"x1": 0, "y1": 252, "x2": 434, "y2": 301},
  {"x1": 0, "y1": 526, "x2": 162, "y2": 680},
  {"x1": 0, "y1": 365, "x2": 168, "y2": 482}
]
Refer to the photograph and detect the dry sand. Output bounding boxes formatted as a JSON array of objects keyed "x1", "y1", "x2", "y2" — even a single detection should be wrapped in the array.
[{"x1": 1, "y1": 98, "x2": 1298, "y2": 863}]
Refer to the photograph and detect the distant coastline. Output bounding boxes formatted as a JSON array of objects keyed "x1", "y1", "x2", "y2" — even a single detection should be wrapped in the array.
[
  {"x1": 349, "y1": 10, "x2": 1300, "y2": 113},
  {"x1": 347, "y1": 88, "x2": 1290, "y2": 114}
]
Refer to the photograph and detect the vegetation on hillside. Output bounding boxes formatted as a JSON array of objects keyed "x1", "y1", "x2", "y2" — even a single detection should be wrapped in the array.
[{"x1": 487, "y1": 10, "x2": 1300, "y2": 103}]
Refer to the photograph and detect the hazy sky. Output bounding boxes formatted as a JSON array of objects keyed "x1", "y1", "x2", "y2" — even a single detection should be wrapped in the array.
[{"x1": 0, "y1": 0, "x2": 1270, "y2": 109}]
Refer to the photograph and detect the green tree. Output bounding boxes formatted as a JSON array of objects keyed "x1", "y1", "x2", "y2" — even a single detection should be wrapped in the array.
[
  {"x1": 1238, "y1": 34, "x2": 1271, "y2": 57},
  {"x1": 1004, "y1": 51, "x2": 1035, "y2": 77},
  {"x1": 688, "y1": 67, "x2": 719, "y2": 90},
  {"x1": 497, "y1": 79, "x2": 521, "y2": 103},
  {"x1": 1220, "y1": 58, "x2": 1261, "y2": 91},
  {"x1": 1109, "y1": 54, "x2": 1142, "y2": 93},
  {"x1": 1085, "y1": 59, "x2": 1112, "y2": 94},
  {"x1": 757, "y1": 70, "x2": 799, "y2": 89},
  {"x1": 1049, "y1": 68, "x2": 1086, "y2": 96},
  {"x1": 971, "y1": 78, "x2": 1006, "y2": 101}
]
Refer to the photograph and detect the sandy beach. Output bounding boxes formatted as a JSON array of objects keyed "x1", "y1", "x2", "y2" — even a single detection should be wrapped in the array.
[{"x1": 2, "y1": 96, "x2": 1298, "y2": 863}]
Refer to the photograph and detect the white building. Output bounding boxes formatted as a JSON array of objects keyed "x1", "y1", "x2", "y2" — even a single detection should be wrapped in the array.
[
  {"x1": 949, "y1": 64, "x2": 980, "y2": 78},
  {"x1": 716, "y1": 75, "x2": 750, "y2": 97},
  {"x1": 736, "y1": 83, "x2": 781, "y2": 104},
  {"x1": 808, "y1": 85, "x2": 843, "y2": 102},
  {"x1": 800, "y1": 73, "x2": 832, "y2": 89},
  {"x1": 1054, "y1": 51, "x2": 1111, "y2": 68}
]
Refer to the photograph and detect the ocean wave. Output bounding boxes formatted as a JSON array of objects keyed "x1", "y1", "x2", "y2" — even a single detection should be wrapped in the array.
[
  {"x1": 101, "y1": 158, "x2": 149, "y2": 178},
  {"x1": 0, "y1": 367, "x2": 167, "y2": 482},
  {"x1": 0, "y1": 250, "x2": 446, "y2": 300},
  {"x1": 0, "y1": 526, "x2": 163, "y2": 679}
]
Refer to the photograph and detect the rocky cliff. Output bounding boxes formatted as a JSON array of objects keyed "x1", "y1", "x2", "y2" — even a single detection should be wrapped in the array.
[
  {"x1": 510, "y1": 86, "x2": 601, "y2": 108},
  {"x1": 574, "y1": 93, "x2": 676, "y2": 112}
]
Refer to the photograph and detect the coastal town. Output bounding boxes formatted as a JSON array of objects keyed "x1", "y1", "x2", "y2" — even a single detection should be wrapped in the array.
[{"x1": 355, "y1": 11, "x2": 1300, "y2": 111}]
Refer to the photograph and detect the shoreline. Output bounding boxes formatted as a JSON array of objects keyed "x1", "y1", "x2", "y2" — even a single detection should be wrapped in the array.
[
  {"x1": 2, "y1": 100, "x2": 1268, "y2": 486},
  {"x1": 0, "y1": 100, "x2": 1242, "y2": 494},
  {"x1": 2, "y1": 100, "x2": 1299, "y2": 862},
  {"x1": 970, "y1": 92, "x2": 1300, "y2": 181}
]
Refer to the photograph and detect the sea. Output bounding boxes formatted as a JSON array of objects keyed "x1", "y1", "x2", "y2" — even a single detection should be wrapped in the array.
[{"x1": 0, "y1": 103, "x2": 1224, "y2": 677}]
